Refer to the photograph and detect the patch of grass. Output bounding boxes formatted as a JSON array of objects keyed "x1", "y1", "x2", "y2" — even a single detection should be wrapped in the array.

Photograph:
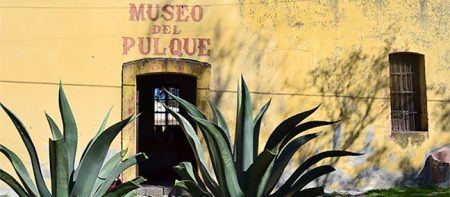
[{"x1": 366, "y1": 187, "x2": 450, "y2": 197}]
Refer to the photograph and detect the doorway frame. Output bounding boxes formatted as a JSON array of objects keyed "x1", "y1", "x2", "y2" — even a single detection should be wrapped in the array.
[{"x1": 121, "y1": 58, "x2": 211, "y2": 181}]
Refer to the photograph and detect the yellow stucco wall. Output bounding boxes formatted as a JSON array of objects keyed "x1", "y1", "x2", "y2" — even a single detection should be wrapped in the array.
[{"x1": 1, "y1": 0, "x2": 449, "y2": 194}]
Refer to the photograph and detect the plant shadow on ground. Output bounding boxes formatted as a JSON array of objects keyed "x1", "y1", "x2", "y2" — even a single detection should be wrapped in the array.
[
  {"x1": 364, "y1": 187, "x2": 450, "y2": 197},
  {"x1": 328, "y1": 187, "x2": 450, "y2": 197}
]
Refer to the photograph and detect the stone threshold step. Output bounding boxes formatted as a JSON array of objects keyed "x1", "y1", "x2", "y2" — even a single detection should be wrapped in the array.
[{"x1": 137, "y1": 185, "x2": 191, "y2": 197}]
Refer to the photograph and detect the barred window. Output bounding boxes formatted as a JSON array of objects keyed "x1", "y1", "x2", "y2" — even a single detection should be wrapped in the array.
[
  {"x1": 154, "y1": 87, "x2": 180, "y2": 130},
  {"x1": 389, "y1": 53, "x2": 428, "y2": 132}
]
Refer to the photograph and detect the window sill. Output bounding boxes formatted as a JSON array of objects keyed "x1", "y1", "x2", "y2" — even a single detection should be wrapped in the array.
[{"x1": 391, "y1": 131, "x2": 429, "y2": 148}]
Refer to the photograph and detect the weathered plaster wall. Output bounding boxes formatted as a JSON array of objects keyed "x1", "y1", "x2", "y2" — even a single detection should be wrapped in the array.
[{"x1": 0, "y1": 0, "x2": 449, "y2": 194}]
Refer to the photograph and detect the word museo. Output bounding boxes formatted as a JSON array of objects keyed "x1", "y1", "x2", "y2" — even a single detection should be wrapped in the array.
[
  {"x1": 123, "y1": 3, "x2": 211, "y2": 57},
  {"x1": 129, "y1": 4, "x2": 203, "y2": 22}
]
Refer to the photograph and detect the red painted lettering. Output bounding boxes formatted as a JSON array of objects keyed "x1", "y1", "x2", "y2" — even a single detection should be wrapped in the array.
[
  {"x1": 122, "y1": 37, "x2": 135, "y2": 55},
  {"x1": 146, "y1": 4, "x2": 160, "y2": 21},
  {"x1": 153, "y1": 38, "x2": 167, "y2": 55},
  {"x1": 138, "y1": 37, "x2": 151, "y2": 55},
  {"x1": 191, "y1": 5, "x2": 203, "y2": 22},
  {"x1": 198, "y1": 38, "x2": 211, "y2": 56},
  {"x1": 169, "y1": 38, "x2": 182, "y2": 56},
  {"x1": 129, "y1": 4, "x2": 145, "y2": 21},
  {"x1": 161, "y1": 5, "x2": 174, "y2": 21}
]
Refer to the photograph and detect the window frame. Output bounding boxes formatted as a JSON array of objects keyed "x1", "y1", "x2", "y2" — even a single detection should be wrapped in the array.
[{"x1": 388, "y1": 52, "x2": 428, "y2": 132}]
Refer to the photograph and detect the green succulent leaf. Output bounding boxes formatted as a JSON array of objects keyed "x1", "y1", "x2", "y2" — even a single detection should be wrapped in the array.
[
  {"x1": 173, "y1": 162, "x2": 200, "y2": 185},
  {"x1": 253, "y1": 99, "x2": 271, "y2": 159},
  {"x1": 164, "y1": 89, "x2": 223, "y2": 185},
  {"x1": 45, "y1": 113, "x2": 63, "y2": 140},
  {"x1": 0, "y1": 145, "x2": 39, "y2": 197},
  {"x1": 79, "y1": 107, "x2": 113, "y2": 166},
  {"x1": 99, "y1": 148, "x2": 128, "y2": 179},
  {"x1": 103, "y1": 177, "x2": 146, "y2": 197},
  {"x1": 295, "y1": 150, "x2": 362, "y2": 178},
  {"x1": 0, "y1": 169, "x2": 30, "y2": 197},
  {"x1": 58, "y1": 83, "x2": 78, "y2": 178},
  {"x1": 174, "y1": 180, "x2": 212, "y2": 197},
  {"x1": 94, "y1": 153, "x2": 148, "y2": 196},
  {"x1": 91, "y1": 148, "x2": 128, "y2": 196},
  {"x1": 164, "y1": 105, "x2": 221, "y2": 196},
  {"x1": 97, "y1": 106, "x2": 113, "y2": 135},
  {"x1": 265, "y1": 132, "x2": 321, "y2": 195},
  {"x1": 280, "y1": 121, "x2": 337, "y2": 149},
  {"x1": 279, "y1": 150, "x2": 362, "y2": 195},
  {"x1": 265, "y1": 105, "x2": 320, "y2": 153},
  {"x1": 70, "y1": 115, "x2": 133, "y2": 197},
  {"x1": 179, "y1": 102, "x2": 231, "y2": 194},
  {"x1": 287, "y1": 165, "x2": 335, "y2": 196},
  {"x1": 165, "y1": 89, "x2": 207, "y2": 119},
  {"x1": 49, "y1": 138, "x2": 68, "y2": 197},
  {"x1": 245, "y1": 149, "x2": 276, "y2": 197},
  {"x1": 0, "y1": 103, "x2": 51, "y2": 197},
  {"x1": 234, "y1": 79, "x2": 241, "y2": 164},
  {"x1": 208, "y1": 100, "x2": 231, "y2": 150},
  {"x1": 191, "y1": 116, "x2": 243, "y2": 197},
  {"x1": 235, "y1": 76, "x2": 255, "y2": 179}
]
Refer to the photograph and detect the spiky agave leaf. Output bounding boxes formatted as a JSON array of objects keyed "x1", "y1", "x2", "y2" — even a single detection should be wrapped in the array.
[
  {"x1": 70, "y1": 115, "x2": 133, "y2": 197},
  {"x1": 49, "y1": 138, "x2": 69, "y2": 197},
  {"x1": 174, "y1": 180, "x2": 211, "y2": 197},
  {"x1": 94, "y1": 153, "x2": 148, "y2": 196},
  {"x1": 190, "y1": 116, "x2": 243, "y2": 197},
  {"x1": 0, "y1": 145, "x2": 39, "y2": 196},
  {"x1": 234, "y1": 76, "x2": 255, "y2": 183},
  {"x1": 173, "y1": 162, "x2": 201, "y2": 186},
  {"x1": 208, "y1": 100, "x2": 232, "y2": 151},
  {"x1": 274, "y1": 150, "x2": 363, "y2": 196},
  {"x1": 264, "y1": 132, "x2": 322, "y2": 194},
  {"x1": 58, "y1": 82, "x2": 78, "y2": 181},
  {"x1": 264, "y1": 105, "x2": 321, "y2": 154},
  {"x1": 0, "y1": 103, "x2": 51, "y2": 197},
  {"x1": 253, "y1": 99, "x2": 271, "y2": 158},
  {"x1": 0, "y1": 169, "x2": 29, "y2": 197},
  {"x1": 103, "y1": 177, "x2": 146, "y2": 197},
  {"x1": 165, "y1": 105, "x2": 221, "y2": 196},
  {"x1": 90, "y1": 148, "x2": 128, "y2": 196}
]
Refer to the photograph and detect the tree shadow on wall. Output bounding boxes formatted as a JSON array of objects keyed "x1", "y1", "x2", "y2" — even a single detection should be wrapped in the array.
[
  {"x1": 205, "y1": 20, "x2": 277, "y2": 108},
  {"x1": 427, "y1": 83, "x2": 450, "y2": 132},
  {"x1": 304, "y1": 38, "x2": 395, "y2": 188}
]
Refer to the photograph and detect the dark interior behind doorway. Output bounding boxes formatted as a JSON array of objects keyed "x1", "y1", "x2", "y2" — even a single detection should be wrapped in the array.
[{"x1": 136, "y1": 74, "x2": 197, "y2": 186}]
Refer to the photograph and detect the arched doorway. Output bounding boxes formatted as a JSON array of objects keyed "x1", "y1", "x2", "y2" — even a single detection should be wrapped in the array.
[{"x1": 121, "y1": 58, "x2": 211, "y2": 187}]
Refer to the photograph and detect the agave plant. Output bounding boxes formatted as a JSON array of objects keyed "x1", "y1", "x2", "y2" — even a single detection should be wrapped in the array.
[
  {"x1": 164, "y1": 77, "x2": 362, "y2": 197},
  {"x1": 0, "y1": 83, "x2": 147, "y2": 197}
]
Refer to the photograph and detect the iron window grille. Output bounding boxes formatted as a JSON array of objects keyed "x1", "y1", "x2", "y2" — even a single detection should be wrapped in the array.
[
  {"x1": 154, "y1": 87, "x2": 180, "y2": 131},
  {"x1": 389, "y1": 53, "x2": 428, "y2": 132}
]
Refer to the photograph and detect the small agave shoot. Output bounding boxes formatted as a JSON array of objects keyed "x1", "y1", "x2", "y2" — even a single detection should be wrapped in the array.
[
  {"x1": 0, "y1": 83, "x2": 148, "y2": 197},
  {"x1": 164, "y1": 77, "x2": 362, "y2": 197}
]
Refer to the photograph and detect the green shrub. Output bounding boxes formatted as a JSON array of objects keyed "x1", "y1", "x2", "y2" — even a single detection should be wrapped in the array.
[
  {"x1": 165, "y1": 77, "x2": 362, "y2": 197},
  {"x1": 0, "y1": 83, "x2": 147, "y2": 197}
]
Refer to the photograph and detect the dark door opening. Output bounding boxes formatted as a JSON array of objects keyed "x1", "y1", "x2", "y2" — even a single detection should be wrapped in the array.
[{"x1": 137, "y1": 74, "x2": 197, "y2": 186}]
